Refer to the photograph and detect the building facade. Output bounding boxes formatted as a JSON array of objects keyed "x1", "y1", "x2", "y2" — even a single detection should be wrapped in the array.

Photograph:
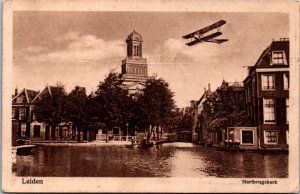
[
  {"x1": 244, "y1": 39, "x2": 289, "y2": 149},
  {"x1": 12, "y1": 88, "x2": 39, "y2": 145},
  {"x1": 12, "y1": 86, "x2": 79, "y2": 144},
  {"x1": 120, "y1": 30, "x2": 150, "y2": 95}
]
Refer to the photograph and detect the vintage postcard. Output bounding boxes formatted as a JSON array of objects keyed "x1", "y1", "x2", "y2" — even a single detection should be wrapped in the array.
[{"x1": 2, "y1": 0, "x2": 299, "y2": 193}]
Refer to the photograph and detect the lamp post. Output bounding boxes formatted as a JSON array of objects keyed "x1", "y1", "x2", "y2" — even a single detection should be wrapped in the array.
[{"x1": 126, "y1": 122, "x2": 129, "y2": 141}]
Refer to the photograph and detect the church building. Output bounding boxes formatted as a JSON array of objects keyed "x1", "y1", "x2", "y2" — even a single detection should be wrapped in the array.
[{"x1": 120, "y1": 30, "x2": 150, "y2": 95}]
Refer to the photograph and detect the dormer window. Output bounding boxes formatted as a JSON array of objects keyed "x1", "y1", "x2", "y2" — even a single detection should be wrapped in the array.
[
  {"x1": 16, "y1": 96, "x2": 24, "y2": 103},
  {"x1": 271, "y1": 51, "x2": 287, "y2": 65}
]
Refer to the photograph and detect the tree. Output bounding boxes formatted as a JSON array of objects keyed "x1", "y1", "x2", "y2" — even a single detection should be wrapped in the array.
[
  {"x1": 33, "y1": 84, "x2": 67, "y2": 141},
  {"x1": 94, "y1": 71, "x2": 133, "y2": 142},
  {"x1": 65, "y1": 86, "x2": 88, "y2": 142},
  {"x1": 138, "y1": 77, "x2": 175, "y2": 141},
  {"x1": 209, "y1": 89, "x2": 250, "y2": 131},
  {"x1": 179, "y1": 109, "x2": 194, "y2": 133}
]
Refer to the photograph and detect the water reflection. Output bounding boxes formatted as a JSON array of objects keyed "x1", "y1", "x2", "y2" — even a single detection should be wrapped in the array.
[{"x1": 13, "y1": 143, "x2": 288, "y2": 177}]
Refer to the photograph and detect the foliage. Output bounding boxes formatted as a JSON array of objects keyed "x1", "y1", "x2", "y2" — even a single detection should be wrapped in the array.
[
  {"x1": 178, "y1": 109, "x2": 194, "y2": 132},
  {"x1": 33, "y1": 84, "x2": 67, "y2": 140},
  {"x1": 137, "y1": 77, "x2": 176, "y2": 134},
  {"x1": 65, "y1": 86, "x2": 88, "y2": 141},
  {"x1": 94, "y1": 71, "x2": 133, "y2": 131},
  {"x1": 65, "y1": 86, "x2": 88, "y2": 125},
  {"x1": 209, "y1": 89, "x2": 249, "y2": 131}
]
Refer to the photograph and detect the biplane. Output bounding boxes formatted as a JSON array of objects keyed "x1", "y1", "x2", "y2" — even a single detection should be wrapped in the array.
[{"x1": 182, "y1": 20, "x2": 228, "y2": 46}]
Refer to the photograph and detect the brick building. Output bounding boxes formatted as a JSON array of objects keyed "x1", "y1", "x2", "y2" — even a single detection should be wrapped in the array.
[
  {"x1": 244, "y1": 38, "x2": 289, "y2": 149},
  {"x1": 12, "y1": 88, "x2": 39, "y2": 145}
]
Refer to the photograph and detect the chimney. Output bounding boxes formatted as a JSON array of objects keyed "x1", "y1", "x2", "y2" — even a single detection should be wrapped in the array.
[
  {"x1": 190, "y1": 100, "x2": 196, "y2": 108},
  {"x1": 15, "y1": 87, "x2": 18, "y2": 96},
  {"x1": 207, "y1": 83, "x2": 212, "y2": 95}
]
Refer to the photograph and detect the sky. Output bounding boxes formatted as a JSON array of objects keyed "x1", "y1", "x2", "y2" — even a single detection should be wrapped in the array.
[{"x1": 13, "y1": 11, "x2": 288, "y2": 107}]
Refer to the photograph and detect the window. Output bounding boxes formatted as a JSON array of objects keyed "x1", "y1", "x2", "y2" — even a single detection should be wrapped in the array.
[
  {"x1": 12, "y1": 108, "x2": 17, "y2": 119},
  {"x1": 264, "y1": 131, "x2": 277, "y2": 144},
  {"x1": 272, "y1": 51, "x2": 285, "y2": 65},
  {"x1": 16, "y1": 96, "x2": 24, "y2": 103},
  {"x1": 19, "y1": 108, "x2": 26, "y2": 120},
  {"x1": 136, "y1": 46, "x2": 139, "y2": 56},
  {"x1": 241, "y1": 130, "x2": 254, "y2": 144},
  {"x1": 133, "y1": 46, "x2": 138, "y2": 56},
  {"x1": 21, "y1": 123, "x2": 26, "y2": 137},
  {"x1": 286, "y1": 98, "x2": 289, "y2": 123},
  {"x1": 263, "y1": 98, "x2": 275, "y2": 123},
  {"x1": 283, "y1": 73, "x2": 289, "y2": 90},
  {"x1": 262, "y1": 75, "x2": 275, "y2": 90},
  {"x1": 252, "y1": 78, "x2": 255, "y2": 96}
]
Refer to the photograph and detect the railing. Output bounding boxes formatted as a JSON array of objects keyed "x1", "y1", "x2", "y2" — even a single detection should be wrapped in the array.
[
  {"x1": 113, "y1": 135, "x2": 133, "y2": 141},
  {"x1": 96, "y1": 134, "x2": 134, "y2": 141}
]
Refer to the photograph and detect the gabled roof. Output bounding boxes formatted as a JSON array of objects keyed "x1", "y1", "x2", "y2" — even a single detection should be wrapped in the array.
[
  {"x1": 32, "y1": 85, "x2": 64, "y2": 103},
  {"x1": 253, "y1": 39, "x2": 289, "y2": 68},
  {"x1": 12, "y1": 88, "x2": 39, "y2": 103},
  {"x1": 26, "y1": 89, "x2": 39, "y2": 102},
  {"x1": 244, "y1": 39, "x2": 289, "y2": 82}
]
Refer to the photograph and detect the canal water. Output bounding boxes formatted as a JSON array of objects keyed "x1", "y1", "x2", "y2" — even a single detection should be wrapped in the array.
[{"x1": 13, "y1": 143, "x2": 288, "y2": 177}]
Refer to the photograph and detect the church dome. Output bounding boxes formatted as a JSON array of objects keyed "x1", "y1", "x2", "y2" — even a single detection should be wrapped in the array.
[{"x1": 126, "y1": 30, "x2": 143, "y2": 42}]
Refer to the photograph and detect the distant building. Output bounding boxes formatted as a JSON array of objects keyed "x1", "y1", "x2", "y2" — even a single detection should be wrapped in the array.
[
  {"x1": 31, "y1": 85, "x2": 77, "y2": 141},
  {"x1": 120, "y1": 30, "x2": 151, "y2": 95},
  {"x1": 12, "y1": 88, "x2": 39, "y2": 145},
  {"x1": 197, "y1": 81, "x2": 245, "y2": 146},
  {"x1": 12, "y1": 85, "x2": 80, "y2": 144},
  {"x1": 176, "y1": 106, "x2": 193, "y2": 142},
  {"x1": 244, "y1": 38, "x2": 289, "y2": 149}
]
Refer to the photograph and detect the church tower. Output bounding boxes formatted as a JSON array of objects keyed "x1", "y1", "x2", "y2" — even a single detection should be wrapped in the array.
[{"x1": 120, "y1": 30, "x2": 149, "y2": 94}]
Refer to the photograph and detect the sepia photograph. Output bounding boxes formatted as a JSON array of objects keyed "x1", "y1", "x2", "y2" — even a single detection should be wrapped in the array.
[{"x1": 2, "y1": 0, "x2": 299, "y2": 193}]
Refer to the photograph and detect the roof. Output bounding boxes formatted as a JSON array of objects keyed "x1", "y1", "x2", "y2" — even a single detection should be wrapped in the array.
[
  {"x1": 255, "y1": 40, "x2": 289, "y2": 67},
  {"x1": 26, "y1": 89, "x2": 39, "y2": 102},
  {"x1": 126, "y1": 30, "x2": 143, "y2": 42},
  {"x1": 244, "y1": 39, "x2": 289, "y2": 82},
  {"x1": 32, "y1": 85, "x2": 65, "y2": 103},
  {"x1": 12, "y1": 88, "x2": 39, "y2": 103}
]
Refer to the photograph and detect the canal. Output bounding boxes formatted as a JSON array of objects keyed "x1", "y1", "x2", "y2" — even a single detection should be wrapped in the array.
[{"x1": 12, "y1": 143, "x2": 288, "y2": 177}]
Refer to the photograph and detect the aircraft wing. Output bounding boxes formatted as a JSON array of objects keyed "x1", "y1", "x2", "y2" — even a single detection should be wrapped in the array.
[
  {"x1": 205, "y1": 39, "x2": 229, "y2": 44},
  {"x1": 182, "y1": 20, "x2": 226, "y2": 39},
  {"x1": 186, "y1": 31, "x2": 222, "y2": 46}
]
